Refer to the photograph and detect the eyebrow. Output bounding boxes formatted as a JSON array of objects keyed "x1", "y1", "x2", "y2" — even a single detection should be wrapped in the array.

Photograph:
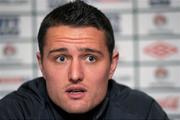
[
  {"x1": 48, "y1": 48, "x2": 68, "y2": 56},
  {"x1": 48, "y1": 47, "x2": 103, "y2": 56},
  {"x1": 79, "y1": 48, "x2": 103, "y2": 56}
]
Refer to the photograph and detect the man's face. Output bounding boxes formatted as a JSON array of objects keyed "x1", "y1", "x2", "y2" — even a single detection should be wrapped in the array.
[{"x1": 37, "y1": 25, "x2": 119, "y2": 113}]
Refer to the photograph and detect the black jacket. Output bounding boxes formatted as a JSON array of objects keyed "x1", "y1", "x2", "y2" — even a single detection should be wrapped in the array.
[{"x1": 0, "y1": 77, "x2": 169, "y2": 120}]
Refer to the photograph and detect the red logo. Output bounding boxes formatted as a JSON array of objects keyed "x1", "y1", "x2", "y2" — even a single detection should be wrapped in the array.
[
  {"x1": 0, "y1": 77, "x2": 23, "y2": 84},
  {"x1": 3, "y1": 43, "x2": 16, "y2": 57},
  {"x1": 155, "y1": 67, "x2": 168, "y2": 79},
  {"x1": 158, "y1": 96, "x2": 179, "y2": 110},
  {"x1": 153, "y1": 14, "x2": 167, "y2": 27},
  {"x1": 144, "y1": 42, "x2": 178, "y2": 59}
]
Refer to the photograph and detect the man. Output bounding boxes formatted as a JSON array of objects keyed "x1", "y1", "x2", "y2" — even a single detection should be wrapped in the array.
[{"x1": 0, "y1": 0, "x2": 169, "y2": 120}]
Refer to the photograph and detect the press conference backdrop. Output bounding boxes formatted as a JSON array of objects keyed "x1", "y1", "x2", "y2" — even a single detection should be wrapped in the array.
[{"x1": 0, "y1": 0, "x2": 180, "y2": 119}]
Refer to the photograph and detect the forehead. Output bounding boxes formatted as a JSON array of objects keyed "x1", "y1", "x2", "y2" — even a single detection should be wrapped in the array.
[
  {"x1": 44, "y1": 25, "x2": 107, "y2": 48},
  {"x1": 46, "y1": 25, "x2": 105, "y2": 38}
]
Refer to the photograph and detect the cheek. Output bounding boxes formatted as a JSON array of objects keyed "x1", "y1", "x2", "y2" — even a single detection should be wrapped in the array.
[
  {"x1": 43, "y1": 65, "x2": 67, "y2": 103},
  {"x1": 85, "y1": 64, "x2": 111, "y2": 82},
  {"x1": 85, "y1": 65, "x2": 110, "y2": 94},
  {"x1": 88, "y1": 71, "x2": 109, "y2": 106},
  {"x1": 42, "y1": 61, "x2": 68, "y2": 79},
  {"x1": 41, "y1": 63, "x2": 68, "y2": 94}
]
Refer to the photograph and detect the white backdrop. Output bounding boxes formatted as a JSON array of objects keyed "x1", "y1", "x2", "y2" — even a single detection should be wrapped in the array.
[{"x1": 0, "y1": 0, "x2": 180, "y2": 119}]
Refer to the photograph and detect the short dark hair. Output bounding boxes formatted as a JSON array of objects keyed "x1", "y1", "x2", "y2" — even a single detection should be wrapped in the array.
[{"x1": 38, "y1": 0, "x2": 115, "y2": 59}]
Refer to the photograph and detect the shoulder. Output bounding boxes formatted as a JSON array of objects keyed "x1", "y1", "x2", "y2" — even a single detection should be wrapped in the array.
[
  {"x1": 108, "y1": 80, "x2": 154, "y2": 107},
  {"x1": 0, "y1": 77, "x2": 47, "y2": 119},
  {"x1": 107, "y1": 80, "x2": 168, "y2": 119},
  {"x1": 0, "y1": 77, "x2": 47, "y2": 105},
  {"x1": 17, "y1": 77, "x2": 47, "y2": 99}
]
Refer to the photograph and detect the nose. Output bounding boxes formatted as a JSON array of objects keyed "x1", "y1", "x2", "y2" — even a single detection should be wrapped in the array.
[{"x1": 68, "y1": 58, "x2": 84, "y2": 83}]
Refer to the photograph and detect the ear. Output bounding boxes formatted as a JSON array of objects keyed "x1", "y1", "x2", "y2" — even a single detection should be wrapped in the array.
[
  {"x1": 36, "y1": 52, "x2": 44, "y2": 76},
  {"x1": 109, "y1": 49, "x2": 119, "y2": 79}
]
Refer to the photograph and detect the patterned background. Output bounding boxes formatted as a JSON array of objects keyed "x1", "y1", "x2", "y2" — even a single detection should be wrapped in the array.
[{"x1": 0, "y1": 0, "x2": 180, "y2": 119}]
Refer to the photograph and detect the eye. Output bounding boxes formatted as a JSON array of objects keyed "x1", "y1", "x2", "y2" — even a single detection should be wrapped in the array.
[
  {"x1": 86, "y1": 55, "x2": 96, "y2": 63},
  {"x1": 56, "y1": 55, "x2": 67, "y2": 63}
]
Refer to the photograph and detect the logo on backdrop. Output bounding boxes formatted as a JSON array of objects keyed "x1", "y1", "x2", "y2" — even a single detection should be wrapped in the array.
[
  {"x1": 149, "y1": 0, "x2": 171, "y2": 6},
  {"x1": 158, "y1": 96, "x2": 180, "y2": 111},
  {"x1": 154, "y1": 14, "x2": 167, "y2": 28},
  {"x1": 0, "y1": 16, "x2": 19, "y2": 36},
  {"x1": 0, "y1": 0, "x2": 26, "y2": 4},
  {"x1": 3, "y1": 43, "x2": 17, "y2": 57},
  {"x1": 149, "y1": 14, "x2": 174, "y2": 35},
  {"x1": 0, "y1": 77, "x2": 24, "y2": 84},
  {"x1": 155, "y1": 67, "x2": 168, "y2": 80},
  {"x1": 144, "y1": 41, "x2": 178, "y2": 59}
]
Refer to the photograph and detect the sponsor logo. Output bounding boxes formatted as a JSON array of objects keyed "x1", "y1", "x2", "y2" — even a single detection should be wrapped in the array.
[
  {"x1": 144, "y1": 41, "x2": 178, "y2": 59},
  {"x1": 0, "y1": 16, "x2": 19, "y2": 36},
  {"x1": 0, "y1": 77, "x2": 24, "y2": 84},
  {"x1": 0, "y1": 0, "x2": 26, "y2": 4},
  {"x1": 150, "y1": 14, "x2": 174, "y2": 35},
  {"x1": 155, "y1": 67, "x2": 168, "y2": 80},
  {"x1": 3, "y1": 43, "x2": 17, "y2": 57},
  {"x1": 149, "y1": 0, "x2": 171, "y2": 6},
  {"x1": 157, "y1": 96, "x2": 180, "y2": 110},
  {"x1": 153, "y1": 14, "x2": 167, "y2": 28}
]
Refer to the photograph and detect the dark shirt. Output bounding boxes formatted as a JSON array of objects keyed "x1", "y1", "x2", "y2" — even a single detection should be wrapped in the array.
[{"x1": 0, "y1": 77, "x2": 169, "y2": 120}]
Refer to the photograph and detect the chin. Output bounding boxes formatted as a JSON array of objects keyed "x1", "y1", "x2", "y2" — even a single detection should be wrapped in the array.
[{"x1": 65, "y1": 106, "x2": 92, "y2": 114}]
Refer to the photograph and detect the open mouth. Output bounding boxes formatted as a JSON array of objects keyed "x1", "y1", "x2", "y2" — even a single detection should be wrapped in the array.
[
  {"x1": 66, "y1": 87, "x2": 87, "y2": 93},
  {"x1": 65, "y1": 86, "x2": 87, "y2": 99}
]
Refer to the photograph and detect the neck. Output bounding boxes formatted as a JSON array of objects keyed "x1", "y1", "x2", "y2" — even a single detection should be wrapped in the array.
[{"x1": 67, "y1": 112, "x2": 93, "y2": 120}]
